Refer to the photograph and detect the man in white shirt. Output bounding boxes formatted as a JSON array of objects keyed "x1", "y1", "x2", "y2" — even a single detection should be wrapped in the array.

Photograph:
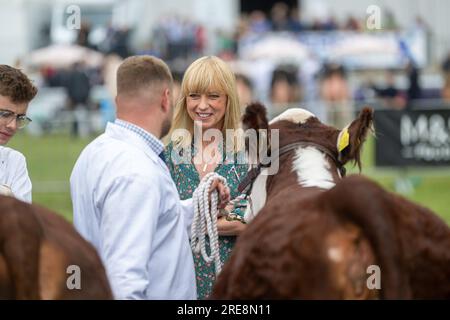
[
  {"x1": 0, "y1": 65, "x2": 36, "y2": 203},
  {"x1": 70, "y1": 55, "x2": 229, "y2": 300}
]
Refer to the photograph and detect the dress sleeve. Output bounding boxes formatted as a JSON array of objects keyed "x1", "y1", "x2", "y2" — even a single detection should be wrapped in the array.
[
  {"x1": 164, "y1": 143, "x2": 194, "y2": 232},
  {"x1": 163, "y1": 143, "x2": 175, "y2": 177}
]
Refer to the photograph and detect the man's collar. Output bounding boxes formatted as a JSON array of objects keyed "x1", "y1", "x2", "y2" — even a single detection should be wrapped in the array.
[{"x1": 114, "y1": 119, "x2": 164, "y2": 156}]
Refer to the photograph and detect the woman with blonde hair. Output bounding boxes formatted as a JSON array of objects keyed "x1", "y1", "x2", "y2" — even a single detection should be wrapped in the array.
[{"x1": 164, "y1": 56, "x2": 248, "y2": 299}]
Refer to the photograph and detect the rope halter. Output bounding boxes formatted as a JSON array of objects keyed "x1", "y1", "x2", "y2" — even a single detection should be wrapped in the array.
[{"x1": 191, "y1": 172, "x2": 227, "y2": 275}]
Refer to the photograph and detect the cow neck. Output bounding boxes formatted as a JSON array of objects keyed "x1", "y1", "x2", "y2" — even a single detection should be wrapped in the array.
[
  {"x1": 291, "y1": 145, "x2": 339, "y2": 189},
  {"x1": 238, "y1": 141, "x2": 345, "y2": 195}
]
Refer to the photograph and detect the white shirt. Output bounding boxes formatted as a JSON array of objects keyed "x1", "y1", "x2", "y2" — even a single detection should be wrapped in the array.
[
  {"x1": 0, "y1": 146, "x2": 32, "y2": 203},
  {"x1": 70, "y1": 121, "x2": 196, "y2": 300}
]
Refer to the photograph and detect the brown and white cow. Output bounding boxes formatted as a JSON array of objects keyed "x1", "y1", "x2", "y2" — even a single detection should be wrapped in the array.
[
  {"x1": 0, "y1": 195, "x2": 113, "y2": 299},
  {"x1": 212, "y1": 103, "x2": 450, "y2": 299}
]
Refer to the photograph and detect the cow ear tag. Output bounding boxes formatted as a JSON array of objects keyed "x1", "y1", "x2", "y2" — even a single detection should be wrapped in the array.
[{"x1": 338, "y1": 127, "x2": 350, "y2": 152}]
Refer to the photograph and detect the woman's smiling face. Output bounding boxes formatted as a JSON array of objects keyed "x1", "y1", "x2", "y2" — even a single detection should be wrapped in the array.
[{"x1": 186, "y1": 90, "x2": 227, "y2": 131}]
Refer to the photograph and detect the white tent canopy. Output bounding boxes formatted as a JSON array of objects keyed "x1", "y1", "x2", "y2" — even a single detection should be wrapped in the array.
[
  {"x1": 239, "y1": 34, "x2": 312, "y2": 64},
  {"x1": 27, "y1": 44, "x2": 104, "y2": 69}
]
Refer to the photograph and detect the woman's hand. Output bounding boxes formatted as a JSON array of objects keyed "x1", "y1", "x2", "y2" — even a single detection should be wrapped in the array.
[
  {"x1": 217, "y1": 216, "x2": 246, "y2": 236},
  {"x1": 208, "y1": 178, "x2": 230, "y2": 209}
]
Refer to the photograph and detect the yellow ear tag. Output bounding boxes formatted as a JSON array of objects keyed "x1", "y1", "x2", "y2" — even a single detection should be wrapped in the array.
[{"x1": 338, "y1": 128, "x2": 350, "y2": 152}]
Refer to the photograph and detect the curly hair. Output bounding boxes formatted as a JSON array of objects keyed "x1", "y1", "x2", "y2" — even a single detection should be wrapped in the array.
[{"x1": 0, "y1": 65, "x2": 37, "y2": 103}]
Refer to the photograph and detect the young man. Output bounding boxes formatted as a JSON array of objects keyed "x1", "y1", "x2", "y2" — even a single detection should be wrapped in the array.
[
  {"x1": 0, "y1": 65, "x2": 37, "y2": 203},
  {"x1": 70, "y1": 55, "x2": 229, "y2": 299}
]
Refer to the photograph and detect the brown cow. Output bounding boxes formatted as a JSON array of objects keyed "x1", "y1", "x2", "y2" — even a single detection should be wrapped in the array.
[
  {"x1": 212, "y1": 103, "x2": 450, "y2": 299},
  {"x1": 0, "y1": 195, "x2": 113, "y2": 299}
]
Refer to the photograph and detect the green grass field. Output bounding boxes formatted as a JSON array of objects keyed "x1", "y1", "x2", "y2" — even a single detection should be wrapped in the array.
[
  {"x1": 9, "y1": 133, "x2": 91, "y2": 221},
  {"x1": 9, "y1": 132, "x2": 450, "y2": 225}
]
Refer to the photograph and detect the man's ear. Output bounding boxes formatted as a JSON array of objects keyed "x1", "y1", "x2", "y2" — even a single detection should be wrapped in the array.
[
  {"x1": 337, "y1": 107, "x2": 374, "y2": 170},
  {"x1": 161, "y1": 88, "x2": 171, "y2": 113}
]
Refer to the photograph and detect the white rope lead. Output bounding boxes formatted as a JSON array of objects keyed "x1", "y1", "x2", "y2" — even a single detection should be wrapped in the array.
[{"x1": 191, "y1": 172, "x2": 227, "y2": 276}]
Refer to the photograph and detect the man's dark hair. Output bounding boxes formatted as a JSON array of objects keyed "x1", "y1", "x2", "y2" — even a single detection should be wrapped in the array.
[{"x1": 0, "y1": 65, "x2": 38, "y2": 103}]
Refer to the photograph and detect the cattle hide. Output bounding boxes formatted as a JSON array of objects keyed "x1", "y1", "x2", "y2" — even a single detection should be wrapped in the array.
[{"x1": 0, "y1": 195, "x2": 113, "y2": 299}]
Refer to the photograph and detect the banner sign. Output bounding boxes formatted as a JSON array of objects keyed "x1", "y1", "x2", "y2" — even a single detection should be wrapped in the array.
[{"x1": 374, "y1": 109, "x2": 450, "y2": 167}]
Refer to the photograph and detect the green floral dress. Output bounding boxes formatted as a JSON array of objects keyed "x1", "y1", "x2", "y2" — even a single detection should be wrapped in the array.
[{"x1": 164, "y1": 142, "x2": 248, "y2": 299}]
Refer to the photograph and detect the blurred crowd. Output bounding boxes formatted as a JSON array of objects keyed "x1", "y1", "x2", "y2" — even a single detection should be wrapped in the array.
[
  {"x1": 238, "y1": 3, "x2": 401, "y2": 35},
  {"x1": 25, "y1": 1, "x2": 450, "y2": 136}
]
